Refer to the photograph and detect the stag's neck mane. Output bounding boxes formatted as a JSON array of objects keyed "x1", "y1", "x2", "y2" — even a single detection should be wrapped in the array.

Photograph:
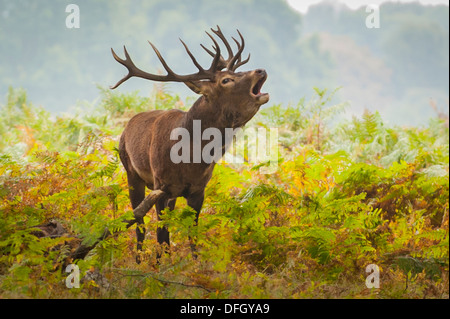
[{"x1": 182, "y1": 96, "x2": 232, "y2": 131}]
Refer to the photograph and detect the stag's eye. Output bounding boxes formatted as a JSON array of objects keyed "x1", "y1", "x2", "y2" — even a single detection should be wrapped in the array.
[{"x1": 222, "y1": 78, "x2": 233, "y2": 84}]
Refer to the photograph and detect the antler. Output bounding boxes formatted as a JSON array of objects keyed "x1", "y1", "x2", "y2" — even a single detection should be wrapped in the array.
[
  {"x1": 110, "y1": 26, "x2": 249, "y2": 89},
  {"x1": 201, "y1": 26, "x2": 250, "y2": 71}
]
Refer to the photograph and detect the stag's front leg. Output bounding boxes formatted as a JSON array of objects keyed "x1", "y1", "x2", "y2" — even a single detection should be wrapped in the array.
[
  {"x1": 155, "y1": 196, "x2": 176, "y2": 258},
  {"x1": 186, "y1": 191, "x2": 204, "y2": 258}
]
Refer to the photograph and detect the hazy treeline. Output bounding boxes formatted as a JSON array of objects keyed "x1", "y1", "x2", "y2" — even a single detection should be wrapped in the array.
[{"x1": 0, "y1": 0, "x2": 448, "y2": 125}]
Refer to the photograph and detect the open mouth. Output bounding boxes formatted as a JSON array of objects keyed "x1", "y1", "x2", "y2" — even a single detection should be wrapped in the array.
[{"x1": 251, "y1": 75, "x2": 267, "y2": 97}]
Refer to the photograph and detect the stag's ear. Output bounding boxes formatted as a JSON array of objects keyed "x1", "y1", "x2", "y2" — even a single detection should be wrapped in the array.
[{"x1": 185, "y1": 81, "x2": 214, "y2": 97}]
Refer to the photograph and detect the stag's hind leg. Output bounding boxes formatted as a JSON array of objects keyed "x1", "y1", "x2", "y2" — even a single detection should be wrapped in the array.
[
  {"x1": 119, "y1": 146, "x2": 147, "y2": 262},
  {"x1": 126, "y1": 175, "x2": 147, "y2": 262}
]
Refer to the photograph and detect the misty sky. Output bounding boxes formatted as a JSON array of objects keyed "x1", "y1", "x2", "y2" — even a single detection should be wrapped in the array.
[{"x1": 287, "y1": 0, "x2": 449, "y2": 13}]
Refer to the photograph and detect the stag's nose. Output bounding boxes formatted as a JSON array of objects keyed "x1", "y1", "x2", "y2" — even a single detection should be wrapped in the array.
[{"x1": 255, "y1": 69, "x2": 266, "y2": 76}]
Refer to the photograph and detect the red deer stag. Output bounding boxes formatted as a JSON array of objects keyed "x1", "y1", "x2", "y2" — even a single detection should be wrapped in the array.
[{"x1": 111, "y1": 26, "x2": 269, "y2": 261}]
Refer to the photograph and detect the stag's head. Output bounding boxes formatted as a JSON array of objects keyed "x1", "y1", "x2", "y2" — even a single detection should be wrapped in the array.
[{"x1": 111, "y1": 26, "x2": 269, "y2": 127}]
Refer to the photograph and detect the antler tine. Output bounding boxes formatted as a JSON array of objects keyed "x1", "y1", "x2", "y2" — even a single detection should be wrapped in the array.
[
  {"x1": 200, "y1": 43, "x2": 215, "y2": 58},
  {"x1": 211, "y1": 25, "x2": 234, "y2": 61},
  {"x1": 110, "y1": 46, "x2": 137, "y2": 89},
  {"x1": 227, "y1": 30, "x2": 246, "y2": 71},
  {"x1": 204, "y1": 31, "x2": 222, "y2": 72},
  {"x1": 233, "y1": 53, "x2": 251, "y2": 70},
  {"x1": 147, "y1": 40, "x2": 177, "y2": 76},
  {"x1": 200, "y1": 43, "x2": 229, "y2": 70},
  {"x1": 179, "y1": 38, "x2": 205, "y2": 73},
  {"x1": 229, "y1": 34, "x2": 250, "y2": 70}
]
